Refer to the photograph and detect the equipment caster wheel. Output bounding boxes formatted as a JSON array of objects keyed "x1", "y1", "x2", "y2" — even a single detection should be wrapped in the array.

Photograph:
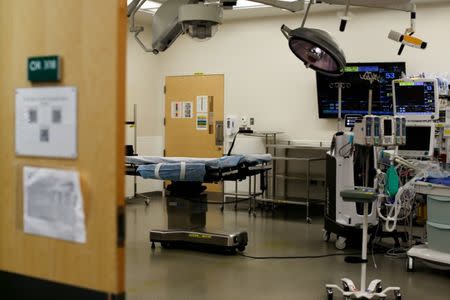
[
  {"x1": 407, "y1": 257, "x2": 415, "y2": 272},
  {"x1": 237, "y1": 245, "x2": 246, "y2": 252},
  {"x1": 306, "y1": 217, "x2": 312, "y2": 224},
  {"x1": 322, "y1": 230, "x2": 331, "y2": 242},
  {"x1": 376, "y1": 283, "x2": 383, "y2": 293},
  {"x1": 151, "y1": 242, "x2": 155, "y2": 249},
  {"x1": 394, "y1": 291, "x2": 402, "y2": 300},
  {"x1": 335, "y1": 237, "x2": 347, "y2": 250},
  {"x1": 220, "y1": 206, "x2": 224, "y2": 212},
  {"x1": 326, "y1": 288, "x2": 333, "y2": 300}
]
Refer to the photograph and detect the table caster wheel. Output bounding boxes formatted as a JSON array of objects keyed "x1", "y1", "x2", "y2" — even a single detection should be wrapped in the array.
[
  {"x1": 395, "y1": 291, "x2": 402, "y2": 300},
  {"x1": 161, "y1": 242, "x2": 170, "y2": 249},
  {"x1": 407, "y1": 257, "x2": 415, "y2": 272},
  {"x1": 220, "y1": 206, "x2": 224, "y2": 212},
  {"x1": 145, "y1": 199, "x2": 150, "y2": 206},
  {"x1": 326, "y1": 288, "x2": 333, "y2": 300},
  {"x1": 322, "y1": 230, "x2": 331, "y2": 242},
  {"x1": 335, "y1": 237, "x2": 347, "y2": 250},
  {"x1": 306, "y1": 217, "x2": 312, "y2": 224},
  {"x1": 151, "y1": 242, "x2": 155, "y2": 249}
]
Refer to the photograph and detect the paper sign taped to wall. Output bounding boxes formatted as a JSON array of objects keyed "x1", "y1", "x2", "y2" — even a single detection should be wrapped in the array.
[
  {"x1": 182, "y1": 101, "x2": 193, "y2": 118},
  {"x1": 15, "y1": 87, "x2": 77, "y2": 159},
  {"x1": 444, "y1": 127, "x2": 450, "y2": 137},
  {"x1": 196, "y1": 113, "x2": 208, "y2": 130},
  {"x1": 23, "y1": 166, "x2": 86, "y2": 243},
  {"x1": 196, "y1": 96, "x2": 208, "y2": 113},
  {"x1": 171, "y1": 101, "x2": 182, "y2": 118}
]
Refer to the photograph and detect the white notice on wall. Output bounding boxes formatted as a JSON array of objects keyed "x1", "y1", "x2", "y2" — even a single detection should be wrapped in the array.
[
  {"x1": 182, "y1": 101, "x2": 193, "y2": 118},
  {"x1": 196, "y1": 96, "x2": 208, "y2": 113},
  {"x1": 171, "y1": 101, "x2": 182, "y2": 118},
  {"x1": 23, "y1": 166, "x2": 86, "y2": 243},
  {"x1": 15, "y1": 87, "x2": 77, "y2": 159}
]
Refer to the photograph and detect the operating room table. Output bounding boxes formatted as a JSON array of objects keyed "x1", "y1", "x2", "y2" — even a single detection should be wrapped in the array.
[{"x1": 125, "y1": 154, "x2": 272, "y2": 253}]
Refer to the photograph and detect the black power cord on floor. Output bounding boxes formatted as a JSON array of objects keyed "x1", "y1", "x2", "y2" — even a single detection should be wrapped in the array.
[{"x1": 238, "y1": 248, "x2": 388, "y2": 260}]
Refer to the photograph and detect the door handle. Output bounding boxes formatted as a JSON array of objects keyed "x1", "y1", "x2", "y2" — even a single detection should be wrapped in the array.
[{"x1": 215, "y1": 121, "x2": 224, "y2": 146}]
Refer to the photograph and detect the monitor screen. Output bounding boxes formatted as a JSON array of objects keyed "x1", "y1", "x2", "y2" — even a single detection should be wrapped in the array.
[
  {"x1": 399, "y1": 125, "x2": 433, "y2": 157},
  {"x1": 316, "y1": 62, "x2": 406, "y2": 118},
  {"x1": 394, "y1": 80, "x2": 437, "y2": 116}
]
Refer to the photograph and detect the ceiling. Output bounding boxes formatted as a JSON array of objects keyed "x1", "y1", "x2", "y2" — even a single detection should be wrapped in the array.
[{"x1": 131, "y1": 0, "x2": 449, "y2": 24}]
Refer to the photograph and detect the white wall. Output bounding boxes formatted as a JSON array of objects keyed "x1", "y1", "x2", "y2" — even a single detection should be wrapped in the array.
[
  {"x1": 154, "y1": 2, "x2": 450, "y2": 140},
  {"x1": 126, "y1": 2, "x2": 450, "y2": 192},
  {"x1": 125, "y1": 22, "x2": 163, "y2": 195}
]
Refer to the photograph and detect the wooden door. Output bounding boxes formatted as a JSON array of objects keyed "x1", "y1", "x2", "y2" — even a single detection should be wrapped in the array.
[
  {"x1": 165, "y1": 75, "x2": 224, "y2": 192},
  {"x1": 0, "y1": 1, "x2": 126, "y2": 299}
]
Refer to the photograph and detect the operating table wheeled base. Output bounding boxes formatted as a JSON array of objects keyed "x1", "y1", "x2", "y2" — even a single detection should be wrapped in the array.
[{"x1": 150, "y1": 229, "x2": 248, "y2": 253}]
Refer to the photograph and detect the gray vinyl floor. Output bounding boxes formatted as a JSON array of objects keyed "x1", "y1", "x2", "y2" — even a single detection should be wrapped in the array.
[{"x1": 126, "y1": 196, "x2": 450, "y2": 300}]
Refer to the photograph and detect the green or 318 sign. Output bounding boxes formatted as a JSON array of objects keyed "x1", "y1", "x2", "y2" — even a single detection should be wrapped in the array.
[{"x1": 28, "y1": 55, "x2": 61, "y2": 82}]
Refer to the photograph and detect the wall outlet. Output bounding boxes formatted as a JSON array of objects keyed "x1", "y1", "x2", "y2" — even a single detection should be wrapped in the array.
[{"x1": 241, "y1": 116, "x2": 248, "y2": 126}]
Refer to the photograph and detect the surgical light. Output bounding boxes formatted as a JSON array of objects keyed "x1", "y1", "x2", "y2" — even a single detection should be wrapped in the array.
[
  {"x1": 281, "y1": 26, "x2": 346, "y2": 76},
  {"x1": 280, "y1": 1, "x2": 346, "y2": 76},
  {"x1": 178, "y1": 3, "x2": 222, "y2": 40}
]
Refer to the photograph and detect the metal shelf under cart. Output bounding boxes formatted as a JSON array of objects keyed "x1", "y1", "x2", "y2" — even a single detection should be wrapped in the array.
[
  {"x1": 221, "y1": 164, "x2": 272, "y2": 217},
  {"x1": 257, "y1": 150, "x2": 326, "y2": 223},
  {"x1": 221, "y1": 132, "x2": 281, "y2": 216}
]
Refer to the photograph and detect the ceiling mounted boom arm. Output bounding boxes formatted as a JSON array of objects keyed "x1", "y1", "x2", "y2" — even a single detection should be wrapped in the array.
[
  {"x1": 250, "y1": 0, "x2": 305, "y2": 12},
  {"x1": 320, "y1": 0, "x2": 415, "y2": 12},
  {"x1": 388, "y1": 4, "x2": 427, "y2": 55},
  {"x1": 128, "y1": 0, "x2": 158, "y2": 54},
  {"x1": 127, "y1": 0, "x2": 142, "y2": 17},
  {"x1": 317, "y1": 0, "x2": 426, "y2": 54}
]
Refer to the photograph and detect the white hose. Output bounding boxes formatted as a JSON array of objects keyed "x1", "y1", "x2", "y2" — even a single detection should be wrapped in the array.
[
  {"x1": 377, "y1": 181, "x2": 416, "y2": 232},
  {"x1": 376, "y1": 157, "x2": 439, "y2": 232},
  {"x1": 376, "y1": 159, "x2": 422, "y2": 232}
]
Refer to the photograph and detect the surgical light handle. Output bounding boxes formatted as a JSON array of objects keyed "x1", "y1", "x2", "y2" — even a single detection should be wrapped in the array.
[{"x1": 339, "y1": 0, "x2": 351, "y2": 32}]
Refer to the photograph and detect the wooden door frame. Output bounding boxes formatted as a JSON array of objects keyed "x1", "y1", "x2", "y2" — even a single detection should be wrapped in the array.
[{"x1": 0, "y1": 1, "x2": 126, "y2": 299}]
